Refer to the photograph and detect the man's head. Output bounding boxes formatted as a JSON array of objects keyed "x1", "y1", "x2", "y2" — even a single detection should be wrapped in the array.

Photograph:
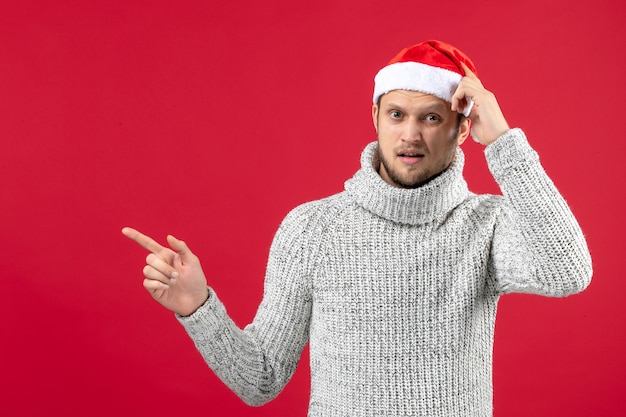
[{"x1": 371, "y1": 40, "x2": 475, "y2": 189}]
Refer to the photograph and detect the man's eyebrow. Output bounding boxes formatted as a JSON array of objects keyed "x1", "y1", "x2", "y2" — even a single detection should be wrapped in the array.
[
  {"x1": 419, "y1": 101, "x2": 449, "y2": 113},
  {"x1": 381, "y1": 101, "x2": 404, "y2": 110},
  {"x1": 383, "y1": 101, "x2": 448, "y2": 112}
]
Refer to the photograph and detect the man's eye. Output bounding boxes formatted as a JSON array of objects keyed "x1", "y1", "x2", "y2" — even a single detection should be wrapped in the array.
[
  {"x1": 424, "y1": 114, "x2": 441, "y2": 122},
  {"x1": 390, "y1": 111, "x2": 402, "y2": 119}
]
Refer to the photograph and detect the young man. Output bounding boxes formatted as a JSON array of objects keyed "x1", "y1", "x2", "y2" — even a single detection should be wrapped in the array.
[{"x1": 123, "y1": 40, "x2": 592, "y2": 416}]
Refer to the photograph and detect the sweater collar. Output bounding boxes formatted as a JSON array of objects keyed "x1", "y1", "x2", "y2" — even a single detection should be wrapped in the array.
[{"x1": 344, "y1": 141, "x2": 469, "y2": 226}]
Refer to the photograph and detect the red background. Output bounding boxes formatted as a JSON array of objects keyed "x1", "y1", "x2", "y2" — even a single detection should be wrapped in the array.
[{"x1": 1, "y1": 1, "x2": 624, "y2": 415}]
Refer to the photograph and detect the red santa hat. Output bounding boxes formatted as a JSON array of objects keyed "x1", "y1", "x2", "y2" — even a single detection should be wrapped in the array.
[{"x1": 373, "y1": 40, "x2": 477, "y2": 117}]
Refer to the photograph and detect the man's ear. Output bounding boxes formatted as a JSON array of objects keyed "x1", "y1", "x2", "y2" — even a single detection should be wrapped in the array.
[
  {"x1": 372, "y1": 104, "x2": 379, "y2": 132},
  {"x1": 457, "y1": 117, "x2": 471, "y2": 145}
]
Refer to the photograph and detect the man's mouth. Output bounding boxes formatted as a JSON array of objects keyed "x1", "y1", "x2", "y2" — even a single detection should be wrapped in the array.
[{"x1": 397, "y1": 150, "x2": 424, "y2": 164}]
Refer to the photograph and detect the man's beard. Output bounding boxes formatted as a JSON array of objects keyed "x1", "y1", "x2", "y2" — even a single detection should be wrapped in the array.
[
  {"x1": 377, "y1": 147, "x2": 433, "y2": 189},
  {"x1": 374, "y1": 115, "x2": 462, "y2": 189}
]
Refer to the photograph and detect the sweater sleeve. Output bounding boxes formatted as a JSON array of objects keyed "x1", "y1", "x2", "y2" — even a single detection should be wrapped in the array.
[
  {"x1": 486, "y1": 128, "x2": 592, "y2": 296},
  {"x1": 175, "y1": 203, "x2": 320, "y2": 406}
]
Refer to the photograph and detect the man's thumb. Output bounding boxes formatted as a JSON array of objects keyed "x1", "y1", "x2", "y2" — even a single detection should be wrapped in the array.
[{"x1": 167, "y1": 235, "x2": 192, "y2": 259}]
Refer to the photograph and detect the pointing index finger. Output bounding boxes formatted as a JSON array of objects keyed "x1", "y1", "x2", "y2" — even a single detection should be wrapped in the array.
[{"x1": 122, "y1": 227, "x2": 167, "y2": 254}]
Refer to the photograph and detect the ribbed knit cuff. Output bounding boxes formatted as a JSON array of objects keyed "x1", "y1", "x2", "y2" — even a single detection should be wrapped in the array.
[
  {"x1": 176, "y1": 287, "x2": 227, "y2": 342},
  {"x1": 484, "y1": 128, "x2": 539, "y2": 181}
]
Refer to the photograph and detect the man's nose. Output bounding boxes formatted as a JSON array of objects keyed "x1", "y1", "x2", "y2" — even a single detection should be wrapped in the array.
[{"x1": 402, "y1": 120, "x2": 421, "y2": 142}]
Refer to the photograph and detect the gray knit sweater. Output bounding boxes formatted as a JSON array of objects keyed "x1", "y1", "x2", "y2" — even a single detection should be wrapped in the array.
[{"x1": 178, "y1": 129, "x2": 592, "y2": 416}]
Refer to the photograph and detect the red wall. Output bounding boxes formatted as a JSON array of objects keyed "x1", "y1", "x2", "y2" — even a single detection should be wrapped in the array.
[{"x1": 1, "y1": 1, "x2": 624, "y2": 415}]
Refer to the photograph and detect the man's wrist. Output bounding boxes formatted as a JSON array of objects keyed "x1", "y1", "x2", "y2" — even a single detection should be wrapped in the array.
[{"x1": 178, "y1": 288, "x2": 211, "y2": 317}]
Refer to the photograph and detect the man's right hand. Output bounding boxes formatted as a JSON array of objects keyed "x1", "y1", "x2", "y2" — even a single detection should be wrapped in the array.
[{"x1": 122, "y1": 227, "x2": 210, "y2": 317}]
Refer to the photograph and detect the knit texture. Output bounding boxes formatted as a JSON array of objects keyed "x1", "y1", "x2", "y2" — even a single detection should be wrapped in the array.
[{"x1": 178, "y1": 129, "x2": 592, "y2": 416}]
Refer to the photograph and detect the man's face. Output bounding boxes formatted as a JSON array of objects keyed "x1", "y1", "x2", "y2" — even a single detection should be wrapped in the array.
[{"x1": 372, "y1": 90, "x2": 470, "y2": 189}]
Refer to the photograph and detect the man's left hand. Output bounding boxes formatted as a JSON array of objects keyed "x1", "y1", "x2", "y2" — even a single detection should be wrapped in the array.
[{"x1": 451, "y1": 63, "x2": 510, "y2": 146}]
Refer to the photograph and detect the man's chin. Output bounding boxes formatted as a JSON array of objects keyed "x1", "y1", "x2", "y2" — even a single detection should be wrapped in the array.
[{"x1": 389, "y1": 173, "x2": 428, "y2": 189}]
